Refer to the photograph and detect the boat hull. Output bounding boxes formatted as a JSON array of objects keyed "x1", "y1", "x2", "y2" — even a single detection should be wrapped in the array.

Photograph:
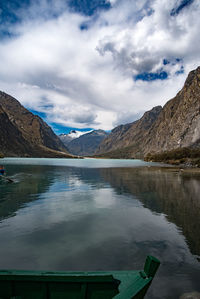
[{"x1": 0, "y1": 256, "x2": 160, "y2": 298}]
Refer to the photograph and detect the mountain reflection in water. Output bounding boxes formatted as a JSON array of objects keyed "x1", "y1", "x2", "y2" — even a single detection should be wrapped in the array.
[
  {"x1": 0, "y1": 160, "x2": 200, "y2": 299},
  {"x1": 100, "y1": 167, "x2": 200, "y2": 257}
]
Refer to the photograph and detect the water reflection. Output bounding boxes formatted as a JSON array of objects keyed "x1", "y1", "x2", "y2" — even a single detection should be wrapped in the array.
[
  {"x1": 100, "y1": 168, "x2": 200, "y2": 257},
  {"x1": 0, "y1": 165, "x2": 55, "y2": 221},
  {"x1": 0, "y1": 163, "x2": 200, "y2": 299}
]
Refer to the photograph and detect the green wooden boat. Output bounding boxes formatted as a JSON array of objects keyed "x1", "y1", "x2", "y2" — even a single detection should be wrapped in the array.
[{"x1": 0, "y1": 255, "x2": 160, "y2": 299}]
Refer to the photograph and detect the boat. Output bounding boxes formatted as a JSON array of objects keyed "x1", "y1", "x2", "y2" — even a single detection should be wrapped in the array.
[{"x1": 0, "y1": 255, "x2": 160, "y2": 298}]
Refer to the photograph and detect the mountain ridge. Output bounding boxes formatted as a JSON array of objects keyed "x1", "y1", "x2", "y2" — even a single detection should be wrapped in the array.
[
  {"x1": 0, "y1": 91, "x2": 73, "y2": 158},
  {"x1": 1, "y1": 66, "x2": 200, "y2": 159},
  {"x1": 96, "y1": 106, "x2": 162, "y2": 158},
  {"x1": 96, "y1": 66, "x2": 200, "y2": 158},
  {"x1": 59, "y1": 130, "x2": 93, "y2": 146},
  {"x1": 62, "y1": 129, "x2": 109, "y2": 156}
]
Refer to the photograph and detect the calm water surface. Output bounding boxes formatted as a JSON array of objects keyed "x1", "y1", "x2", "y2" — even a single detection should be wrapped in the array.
[{"x1": 0, "y1": 158, "x2": 200, "y2": 299}]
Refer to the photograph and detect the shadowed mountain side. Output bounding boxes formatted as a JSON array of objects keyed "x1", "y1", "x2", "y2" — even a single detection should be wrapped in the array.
[
  {"x1": 66, "y1": 130, "x2": 109, "y2": 156},
  {"x1": 59, "y1": 133, "x2": 74, "y2": 146},
  {"x1": 99, "y1": 167, "x2": 200, "y2": 256},
  {"x1": 96, "y1": 106, "x2": 162, "y2": 157},
  {"x1": 0, "y1": 91, "x2": 73, "y2": 158},
  {"x1": 0, "y1": 105, "x2": 32, "y2": 156},
  {"x1": 93, "y1": 146, "x2": 137, "y2": 159},
  {"x1": 96, "y1": 66, "x2": 200, "y2": 158}
]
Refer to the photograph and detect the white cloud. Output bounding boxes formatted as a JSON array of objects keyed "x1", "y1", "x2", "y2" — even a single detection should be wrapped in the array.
[{"x1": 0, "y1": 0, "x2": 200, "y2": 131}]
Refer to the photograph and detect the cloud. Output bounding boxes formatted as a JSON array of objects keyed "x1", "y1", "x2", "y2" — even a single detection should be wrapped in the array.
[
  {"x1": 96, "y1": 0, "x2": 199, "y2": 76},
  {"x1": 0, "y1": 0, "x2": 200, "y2": 131}
]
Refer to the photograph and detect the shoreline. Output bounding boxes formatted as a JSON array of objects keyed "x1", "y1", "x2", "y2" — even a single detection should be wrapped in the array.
[{"x1": 0, "y1": 156, "x2": 200, "y2": 174}]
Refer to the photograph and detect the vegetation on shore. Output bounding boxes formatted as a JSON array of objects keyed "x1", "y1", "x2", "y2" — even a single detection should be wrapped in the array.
[
  {"x1": 144, "y1": 147, "x2": 200, "y2": 167},
  {"x1": 0, "y1": 152, "x2": 4, "y2": 158}
]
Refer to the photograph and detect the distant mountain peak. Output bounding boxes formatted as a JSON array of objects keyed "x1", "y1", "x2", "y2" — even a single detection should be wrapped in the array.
[
  {"x1": 69, "y1": 130, "x2": 93, "y2": 139},
  {"x1": 59, "y1": 129, "x2": 94, "y2": 147},
  {"x1": 184, "y1": 66, "x2": 200, "y2": 88},
  {"x1": 59, "y1": 129, "x2": 109, "y2": 156}
]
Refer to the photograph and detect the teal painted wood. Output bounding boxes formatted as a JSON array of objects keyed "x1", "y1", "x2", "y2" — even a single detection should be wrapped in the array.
[{"x1": 0, "y1": 256, "x2": 160, "y2": 299}]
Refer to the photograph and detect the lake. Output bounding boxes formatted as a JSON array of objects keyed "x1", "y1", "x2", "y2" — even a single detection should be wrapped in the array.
[{"x1": 0, "y1": 158, "x2": 200, "y2": 298}]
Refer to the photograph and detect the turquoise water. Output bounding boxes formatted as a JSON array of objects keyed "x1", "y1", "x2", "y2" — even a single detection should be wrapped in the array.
[
  {"x1": 0, "y1": 158, "x2": 200, "y2": 299},
  {"x1": 1, "y1": 157, "x2": 161, "y2": 167}
]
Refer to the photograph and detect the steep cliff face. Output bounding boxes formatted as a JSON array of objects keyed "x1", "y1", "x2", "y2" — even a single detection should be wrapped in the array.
[
  {"x1": 96, "y1": 66, "x2": 200, "y2": 158},
  {"x1": 143, "y1": 67, "x2": 200, "y2": 154},
  {"x1": 0, "y1": 105, "x2": 31, "y2": 156},
  {"x1": 0, "y1": 91, "x2": 72, "y2": 157},
  {"x1": 96, "y1": 106, "x2": 162, "y2": 157},
  {"x1": 67, "y1": 130, "x2": 109, "y2": 156}
]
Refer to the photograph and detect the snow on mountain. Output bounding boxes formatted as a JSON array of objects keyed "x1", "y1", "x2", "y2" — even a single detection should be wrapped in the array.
[{"x1": 59, "y1": 130, "x2": 93, "y2": 146}]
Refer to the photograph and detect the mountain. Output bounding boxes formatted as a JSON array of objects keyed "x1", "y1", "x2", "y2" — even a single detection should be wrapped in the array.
[
  {"x1": 0, "y1": 105, "x2": 32, "y2": 156},
  {"x1": 59, "y1": 130, "x2": 92, "y2": 146},
  {"x1": 96, "y1": 66, "x2": 200, "y2": 158},
  {"x1": 142, "y1": 67, "x2": 200, "y2": 154},
  {"x1": 0, "y1": 91, "x2": 73, "y2": 158},
  {"x1": 96, "y1": 106, "x2": 162, "y2": 158},
  {"x1": 59, "y1": 132, "x2": 74, "y2": 146},
  {"x1": 65, "y1": 130, "x2": 109, "y2": 156}
]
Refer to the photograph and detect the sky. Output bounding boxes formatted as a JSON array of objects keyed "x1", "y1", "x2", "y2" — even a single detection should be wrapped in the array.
[{"x1": 0, "y1": 0, "x2": 199, "y2": 134}]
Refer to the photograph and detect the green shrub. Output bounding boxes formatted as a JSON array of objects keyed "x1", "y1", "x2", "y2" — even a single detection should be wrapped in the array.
[{"x1": 145, "y1": 147, "x2": 200, "y2": 167}]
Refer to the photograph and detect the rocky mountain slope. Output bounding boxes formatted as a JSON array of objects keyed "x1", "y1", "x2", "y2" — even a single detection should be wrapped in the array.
[
  {"x1": 59, "y1": 133, "x2": 74, "y2": 146},
  {"x1": 96, "y1": 106, "x2": 162, "y2": 158},
  {"x1": 0, "y1": 105, "x2": 31, "y2": 156},
  {"x1": 0, "y1": 91, "x2": 72, "y2": 158},
  {"x1": 65, "y1": 130, "x2": 109, "y2": 156},
  {"x1": 96, "y1": 66, "x2": 200, "y2": 158},
  {"x1": 144, "y1": 67, "x2": 200, "y2": 154}
]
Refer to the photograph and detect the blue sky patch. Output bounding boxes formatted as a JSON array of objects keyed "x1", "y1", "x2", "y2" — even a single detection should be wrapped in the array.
[
  {"x1": 175, "y1": 66, "x2": 184, "y2": 75},
  {"x1": 135, "y1": 71, "x2": 168, "y2": 81},
  {"x1": 68, "y1": 0, "x2": 111, "y2": 16},
  {"x1": 29, "y1": 109, "x2": 47, "y2": 119},
  {"x1": 30, "y1": 109, "x2": 94, "y2": 134},
  {"x1": 79, "y1": 15, "x2": 98, "y2": 31},
  {"x1": 163, "y1": 59, "x2": 170, "y2": 65},
  {"x1": 80, "y1": 22, "x2": 89, "y2": 30},
  {"x1": 0, "y1": 0, "x2": 30, "y2": 39},
  {"x1": 0, "y1": 0, "x2": 111, "y2": 38},
  {"x1": 50, "y1": 123, "x2": 94, "y2": 135},
  {"x1": 0, "y1": 0, "x2": 30, "y2": 24},
  {"x1": 170, "y1": 0, "x2": 194, "y2": 16}
]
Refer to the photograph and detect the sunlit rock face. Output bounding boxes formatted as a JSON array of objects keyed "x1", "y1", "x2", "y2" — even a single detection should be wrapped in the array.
[
  {"x1": 144, "y1": 66, "x2": 200, "y2": 154},
  {"x1": 96, "y1": 66, "x2": 200, "y2": 158}
]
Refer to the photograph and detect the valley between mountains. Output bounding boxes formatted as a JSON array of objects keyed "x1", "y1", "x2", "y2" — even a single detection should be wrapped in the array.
[{"x1": 0, "y1": 66, "x2": 200, "y2": 166}]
